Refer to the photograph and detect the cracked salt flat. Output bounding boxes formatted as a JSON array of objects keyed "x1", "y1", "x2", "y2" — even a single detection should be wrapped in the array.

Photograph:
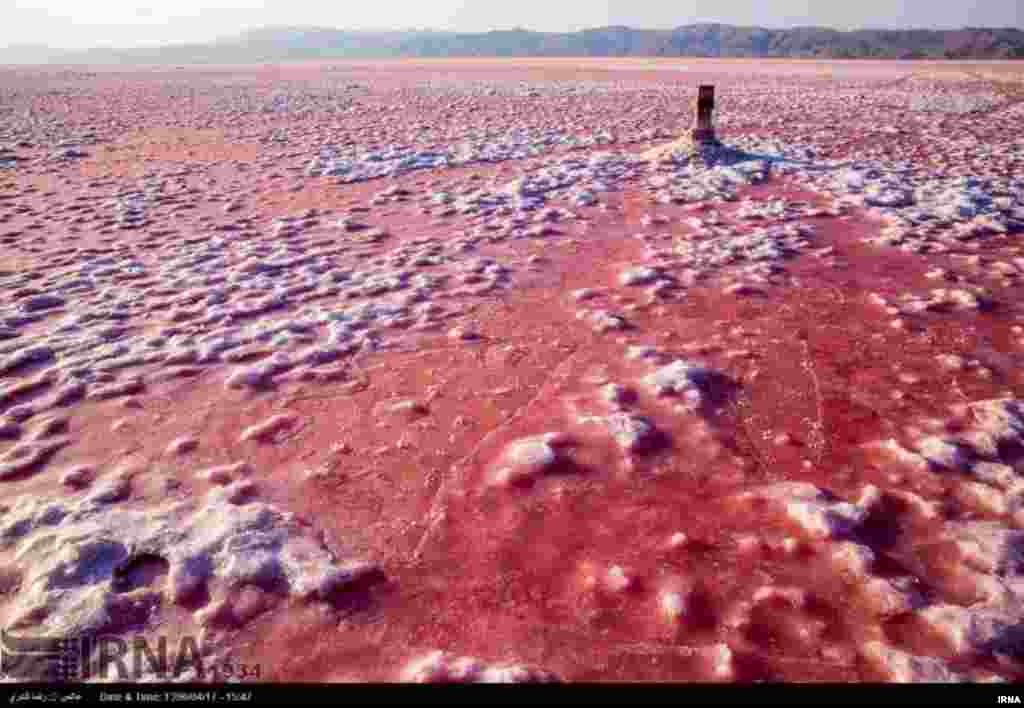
[{"x1": 1, "y1": 484, "x2": 383, "y2": 641}]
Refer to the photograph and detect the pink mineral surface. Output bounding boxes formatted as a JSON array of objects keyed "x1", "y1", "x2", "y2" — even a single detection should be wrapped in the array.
[{"x1": 0, "y1": 57, "x2": 1023, "y2": 683}]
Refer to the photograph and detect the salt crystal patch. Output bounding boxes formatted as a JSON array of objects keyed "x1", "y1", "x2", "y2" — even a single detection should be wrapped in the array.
[
  {"x1": 744, "y1": 483, "x2": 869, "y2": 539},
  {"x1": 830, "y1": 541, "x2": 876, "y2": 578},
  {"x1": 619, "y1": 267, "x2": 661, "y2": 286},
  {"x1": 0, "y1": 439, "x2": 69, "y2": 481},
  {"x1": 936, "y1": 354, "x2": 966, "y2": 371},
  {"x1": 957, "y1": 482, "x2": 1009, "y2": 516},
  {"x1": 208, "y1": 480, "x2": 258, "y2": 506},
  {"x1": 4, "y1": 486, "x2": 373, "y2": 628},
  {"x1": 0, "y1": 346, "x2": 54, "y2": 375},
  {"x1": 240, "y1": 414, "x2": 298, "y2": 443},
  {"x1": 601, "y1": 383, "x2": 637, "y2": 407},
  {"x1": 602, "y1": 412, "x2": 665, "y2": 453},
  {"x1": 60, "y1": 465, "x2": 95, "y2": 489},
  {"x1": 387, "y1": 399, "x2": 430, "y2": 417},
  {"x1": 296, "y1": 345, "x2": 343, "y2": 367},
  {"x1": 401, "y1": 651, "x2": 558, "y2": 683},
  {"x1": 697, "y1": 644, "x2": 735, "y2": 682},
  {"x1": 949, "y1": 522, "x2": 1024, "y2": 576},
  {"x1": 6, "y1": 404, "x2": 35, "y2": 423},
  {"x1": 604, "y1": 565, "x2": 635, "y2": 593},
  {"x1": 642, "y1": 359, "x2": 719, "y2": 399},
  {"x1": 87, "y1": 377, "x2": 145, "y2": 401},
  {"x1": 20, "y1": 294, "x2": 64, "y2": 312},
  {"x1": 666, "y1": 532, "x2": 688, "y2": 549},
  {"x1": 917, "y1": 603, "x2": 1022, "y2": 657},
  {"x1": 400, "y1": 651, "x2": 448, "y2": 683},
  {"x1": 199, "y1": 462, "x2": 253, "y2": 485},
  {"x1": 542, "y1": 431, "x2": 574, "y2": 448},
  {"x1": 971, "y1": 462, "x2": 1017, "y2": 490},
  {"x1": 868, "y1": 438, "x2": 930, "y2": 471},
  {"x1": 659, "y1": 589, "x2": 687, "y2": 623},
  {"x1": 967, "y1": 399, "x2": 1024, "y2": 444},
  {"x1": 724, "y1": 283, "x2": 767, "y2": 296},
  {"x1": 29, "y1": 415, "x2": 68, "y2": 440},
  {"x1": 168, "y1": 555, "x2": 211, "y2": 604},
  {"x1": 571, "y1": 288, "x2": 601, "y2": 301},
  {"x1": 626, "y1": 345, "x2": 662, "y2": 361},
  {"x1": 916, "y1": 436, "x2": 973, "y2": 470},
  {"x1": 860, "y1": 577, "x2": 922, "y2": 617},
  {"x1": 960, "y1": 431, "x2": 1001, "y2": 460},
  {"x1": 734, "y1": 534, "x2": 761, "y2": 555},
  {"x1": 444, "y1": 656, "x2": 487, "y2": 682},
  {"x1": 448, "y1": 326, "x2": 479, "y2": 341},
  {"x1": 166, "y1": 436, "x2": 198, "y2": 456},
  {"x1": 49, "y1": 382, "x2": 87, "y2": 407},
  {"x1": 221, "y1": 548, "x2": 283, "y2": 590},
  {"x1": 768, "y1": 536, "x2": 801, "y2": 555},
  {"x1": 85, "y1": 473, "x2": 131, "y2": 505},
  {"x1": 224, "y1": 354, "x2": 293, "y2": 390},
  {"x1": 489, "y1": 435, "x2": 563, "y2": 487},
  {"x1": 860, "y1": 641, "x2": 965, "y2": 683},
  {"x1": 585, "y1": 310, "x2": 629, "y2": 333}
]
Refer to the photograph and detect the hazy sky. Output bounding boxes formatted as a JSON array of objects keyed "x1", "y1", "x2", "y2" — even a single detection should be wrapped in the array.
[{"x1": 5, "y1": 0, "x2": 1022, "y2": 49}]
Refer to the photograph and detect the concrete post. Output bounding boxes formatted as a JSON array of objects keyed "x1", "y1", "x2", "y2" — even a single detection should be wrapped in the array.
[{"x1": 692, "y1": 85, "x2": 717, "y2": 144}]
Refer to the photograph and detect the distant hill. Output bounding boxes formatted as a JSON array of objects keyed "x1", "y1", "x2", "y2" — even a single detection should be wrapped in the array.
[
  {"x1": 3, "y1": 24, "x2": 1024, "y2": 65},
  {"x1": 0, "y1": 43, "x2": 75, "y2": 64}
]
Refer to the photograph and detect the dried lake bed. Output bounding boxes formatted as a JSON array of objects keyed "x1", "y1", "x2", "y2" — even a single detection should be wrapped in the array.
[{"x1": 1, "y1": 58, "x2": 1024, "y2": 682}]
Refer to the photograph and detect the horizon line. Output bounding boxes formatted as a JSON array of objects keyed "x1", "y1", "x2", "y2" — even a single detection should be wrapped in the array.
[{"x1": 4, "y1": 21, "x2": 1023, "y2": 53}]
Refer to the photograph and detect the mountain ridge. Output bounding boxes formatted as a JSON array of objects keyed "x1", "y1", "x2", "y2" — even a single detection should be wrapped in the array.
[{"x1": 3, "y1": 23, "x2": 1023, "y2": 64}]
